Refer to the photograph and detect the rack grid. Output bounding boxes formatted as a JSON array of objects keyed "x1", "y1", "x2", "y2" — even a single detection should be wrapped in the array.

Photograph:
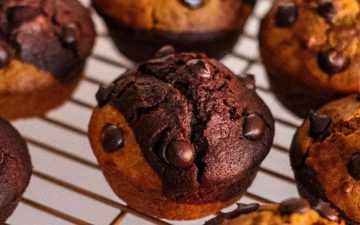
[{"x1": 8, "y1": 0, "x2": 303, "y2": 224}]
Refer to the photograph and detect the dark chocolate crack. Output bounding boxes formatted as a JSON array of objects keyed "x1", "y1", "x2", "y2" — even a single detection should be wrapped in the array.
[
  {"x1": 99, "y1": 52, "x2": 274, "y2": 203},
  {"x1": 0, "y1": 0, "x2": 95, "y2": 82}
]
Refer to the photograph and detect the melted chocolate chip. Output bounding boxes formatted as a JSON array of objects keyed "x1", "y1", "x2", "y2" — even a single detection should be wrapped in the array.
[
  {"x1": 348, "y1": 153, "x2": 360, "y2": 180},
  {"x1": 155, "y1": 45, "x2": 175, "y2": 58},
  {"x1": 276, "y1": 3, "x2": 298, "y2": 27},
  {"x1": 318, "y1": 49, "x2": 350, "y2": 74},
  {"x1": 181, "y1": 0, "x2": 204, "y2": 9},
  {"x1": 317, "y1": 0, "x2": 336, "y2": 22},
  {"x1": 186, "y1": 59, "x2": 211, "y2": 78},
  {"x1": 0, "y1": 43, "x2": 11, "y2": 68},
  {"x1": 243, "y1": 114, "x2": 265, "y2": 141},
  {"x1": 308, "y1": 110, "x2": 331, "y2": 139},
  {"x1": 101, "y1": 125, "x2": 125, "y2": 152},
  {"x1": 8, "y1": 6, "x2": 40, "y2": 26},
  {"x1": 315, "y1": 202, "x2": 339, "y2": 221},
  {"x1": 279, "y1": 198, "x2": 311, "y2": 215},
  {"x1": 96, "y1": 83, "x2": 115, "y2": 107},
  {"x1": 165, "y1": 140, "x2": 194, "y2": 168},
  {"x1": 0, "y1": 151, "x2": 4, "y2": 166},
  {"x1": 60, "y1": 23, "x2": 78, "y2": 48}
]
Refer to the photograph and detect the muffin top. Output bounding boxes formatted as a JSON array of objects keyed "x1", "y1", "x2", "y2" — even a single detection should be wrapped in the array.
[
  {"x1": 291, "y1": 95, "x2": 360, "y2": 223},
  {"x1": 96, "y1": 49, "x2": 274, "y2": 202},
  {"x1": 92, "y1": 0, "x2": 254, "y2": 32},
  {"x1": 0, "y1": 117, "x2": 32, "y2": 211},
  {"x1": 260, "y1": 0, "x2": 360, "y2": 95},
  {"x1": 205, "y1": 198, "x2": 344, "y2": 225},
  {"x1": 0, "y1": 0, "x2": 95, "y2": 82}
]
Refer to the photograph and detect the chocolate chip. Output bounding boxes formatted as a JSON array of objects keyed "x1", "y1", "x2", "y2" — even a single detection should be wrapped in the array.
[
  {"x1": 242, "y1": 74, "x2": 256, "y2": 90},
  {"x1": 315, "y1": 202, "x2": 339, "y2": 221},
  {"x1": 0, "y1": 43, "x2": 11, "y2": 68},
  {"x1": 318, "y1": 49, "x2": 350, "y2": 74},
  {"x1": 348, "y1": 153, "x2": 360, "y2": 180},
  {"x1": 243, "y1": 114, "x2": 265, "y2": 141},
  {"x1": 186, "y1": 59, "x2": 211, "y2": 78},
  {"x1": 317, "y1": 0, "x2": 336, "y2": 22},
  {"x1": 276, "y1": 3, "x2": 298, "y2": 27},
  {"x1": 101, "y1": 125, "x2": 125, "y2": 152},
  {"x1": 279, "y1": 198, "x2": 311, "y2": 215},
  {"x1": 8, "y1": 7, "x2": 40, "y2": 26},
  {"x1": 96, "y1": 83, "x2": 115, "y2": 107},
  {"x1": 308, "y1": 110, "x2": 331, "y2": 139},
  {"x1": 60, "y1": 23, "x2": 78, "y2": 48},
  {"x1": 165, "y1": 140, "x2": 194, "y2": 168},
  {"x1": 181, "y1": 0, "x2": 204, "y2": 9},
  {"x1": 155, "y1": 45, "x2": 175, "y2": 58},
  {"x1": 0, "y1": 151, "x2": 4, "y2": 166}
]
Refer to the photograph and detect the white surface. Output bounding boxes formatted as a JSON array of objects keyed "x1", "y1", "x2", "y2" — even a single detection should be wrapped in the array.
[{"x1": 7, "y1": 0, "x2": 303, "y2": 224}]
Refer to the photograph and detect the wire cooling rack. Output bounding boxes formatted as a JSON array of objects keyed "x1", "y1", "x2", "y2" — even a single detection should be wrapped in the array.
[{"x1": 7, "y1": 0, "x2": 305, "y2": 224}]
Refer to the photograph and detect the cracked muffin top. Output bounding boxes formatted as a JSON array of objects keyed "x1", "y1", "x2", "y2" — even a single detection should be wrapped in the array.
[
  {"x1": 0, "y1": 117, "x2": 31, "y2": 211},
  {"x1": 260, "y1": 0, "x2": 360, "y2": 95},
  {"x1": 291, "y1": 95, "x2": 360, "y2": 224},
  {"x1": 204, "y1": 198, "x2": 345, "y2": 225},
  {"x1": 95, "y1": 50, "x2": 274, "y2": 203},
  {"x1": 0, "y1": 0, "x2": 95, "y2": 82},
  {"x1": 92, "y1": 0, "x2": 255, "y2": 32}
]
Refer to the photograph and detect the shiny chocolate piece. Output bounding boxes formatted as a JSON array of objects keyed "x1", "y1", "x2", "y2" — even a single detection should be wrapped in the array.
[
  {"x1": 96, "y1": 83, "x2": 115, "y2": 107},
  {"x1": 181, "y1": 0, "x2": 204, "y2": 9},
  {"x1": 186, "y1": 59, "x2": 211, "y2": 78},
  {"x1": 155, "y1": 45, "x2": 175, "y2": 58},
  {"x1": 308, "y1": 110, "x2": 331, "y2": 139},
  {"x1": 278, "y1": 198, "x2": 311, "y2": 215},
  {"x1": 165, "y1": 140, "x2": 194, "y2": 168},
  {"x1": 242, "y1": 74, "x2": 256, "y2": 90},
  {"x1": 315, "y1": 202, "x2": 339, "y2": 222},
  {"x1": 0, "y1": 150, "x2": 4, "y2": 166},
  {"x1": 317, "y1": 0, "x2": 336, "y2": 22},
  {"x1": 318, "y1": 49, "x2": 350, "y2": 74},
  {"x1": 101, "y1": 125, "x2": 125, "y2": 152},
  {"x1": 0, "y1": 43, "x2": 11, "y2": 68},
  {"x1": 276, "y1": 3, "x2": 298, "y2": 27},
  {"x1": 61, "y1": 23, "x2": 78, "y2": 48},
  {"x1": 243, "y1": 114, "x2": 265, "y2": 141},
  {"x1": 348, "y1": 153, "x2": 360, "y2": 180}
]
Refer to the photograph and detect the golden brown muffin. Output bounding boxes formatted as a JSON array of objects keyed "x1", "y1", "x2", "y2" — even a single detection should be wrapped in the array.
[
  {"x1": 290, "y1": 95, "x2": 360, "y2": 225},
  {"x1": 92, "y1": 0, "x2": 254, "y2": 61},
  {"x1": 88, "y1": 50, "x2": 274, "y2": 219},
  {"x1": 204, "y1": 198, "x2": 345, "y2": 225},
  {"x1": 0, "y1": 0, "x2": 95, "y2": 120},
  {"x1": 259, "y1": 0, "x2": 360, "y2": 117}
]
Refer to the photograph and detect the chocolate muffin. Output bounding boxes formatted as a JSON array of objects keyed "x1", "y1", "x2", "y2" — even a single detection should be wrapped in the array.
[
  {"x1": 259, "y1": 0, "x2": 360, "y2": 117},
  {"x1": 205, "y1": 198, "x2": 345, "y2": 225},
  {"x1": 290, "y1": 95, "x2": 360, "y2": 225},
  {"x1": 92, "y1": 0, "x2": 254, "y2": 61},
  {"x1": 0, "y1": 0, "x2": 95, "y2": 120},
  {"x1": 88, "y1": 49, "x2": 274, "y2": 219},
  {"x1": 0, "y1": 117, "x2": 32, "y2": 223}
]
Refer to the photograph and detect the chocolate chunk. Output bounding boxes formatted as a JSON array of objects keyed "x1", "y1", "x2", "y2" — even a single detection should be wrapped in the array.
[
  {"x1": 0, "y1": 43, "x2": 11, "y2": 68},
  {"x1": 96, "y1": 83, "x2": 115, "y2": 107},
  {"x1": 8, "y1": 6, "x2": 40, "y2": 26},
  {"x1": 279, "y1": 198, "x2": 311, "y2": 215},
  {"x1": 101, "y1": 125, "x2": 125, "y2": 152},
  {"x1": 60, "y1": 23, "x2": 78, "y2": 48},
  {"x1": 186, "y1": 59, "x2": 211, "y2": 78},
  {"x1": 243, "y1": 114, "x2": 265, "y2": 141},
  {"x1": 155, "y1": 45, "x2": 175, "y2": 58},
  {"x1": 181, "y1": 0, "x2": 204, "y2": 9},
  {"x1": 308, "y1": 110, "x2": 331, "y2": 139},
  {"x1": 348, "y1": 153, "x2": 360, "y2": 180},
  {"x1": 315, "y1": 202, "x2": 339, "y2": 221},
  {"x1": 276, "y1": 3, "x2": 298, "y2": 27},
  {"x1": 317, "y1": 0, "x2": 336, "y2": 22},
  {"x1": 165, "y1": 140, "x2": 194, "y2": 168},
  {"x1": 318, "y1": 49, "x2": 350, "y2": 74}
]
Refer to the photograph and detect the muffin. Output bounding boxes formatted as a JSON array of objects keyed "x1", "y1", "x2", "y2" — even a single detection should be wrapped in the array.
[
  {"x1": 0, "y1": 117, "x2": 32, "y2": 223},
  {"x1": 88, "y1": 49, "x2": 274, "y2": 219},
  {"x1": 92, "y1": 0, "x2": 254, "y2": 61},
  {"x1": 259, "y1": 0, "x2": 360, "y2": 117},
  {"x1": 290, "y1": 95, "x2": 360, "y2": 225},
  {"x1": 0, "y1": 0, "x2": 95, "y2": 120},
  {"x1": 204, "y1": 198, "x2": 345, "y2": 225}
]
